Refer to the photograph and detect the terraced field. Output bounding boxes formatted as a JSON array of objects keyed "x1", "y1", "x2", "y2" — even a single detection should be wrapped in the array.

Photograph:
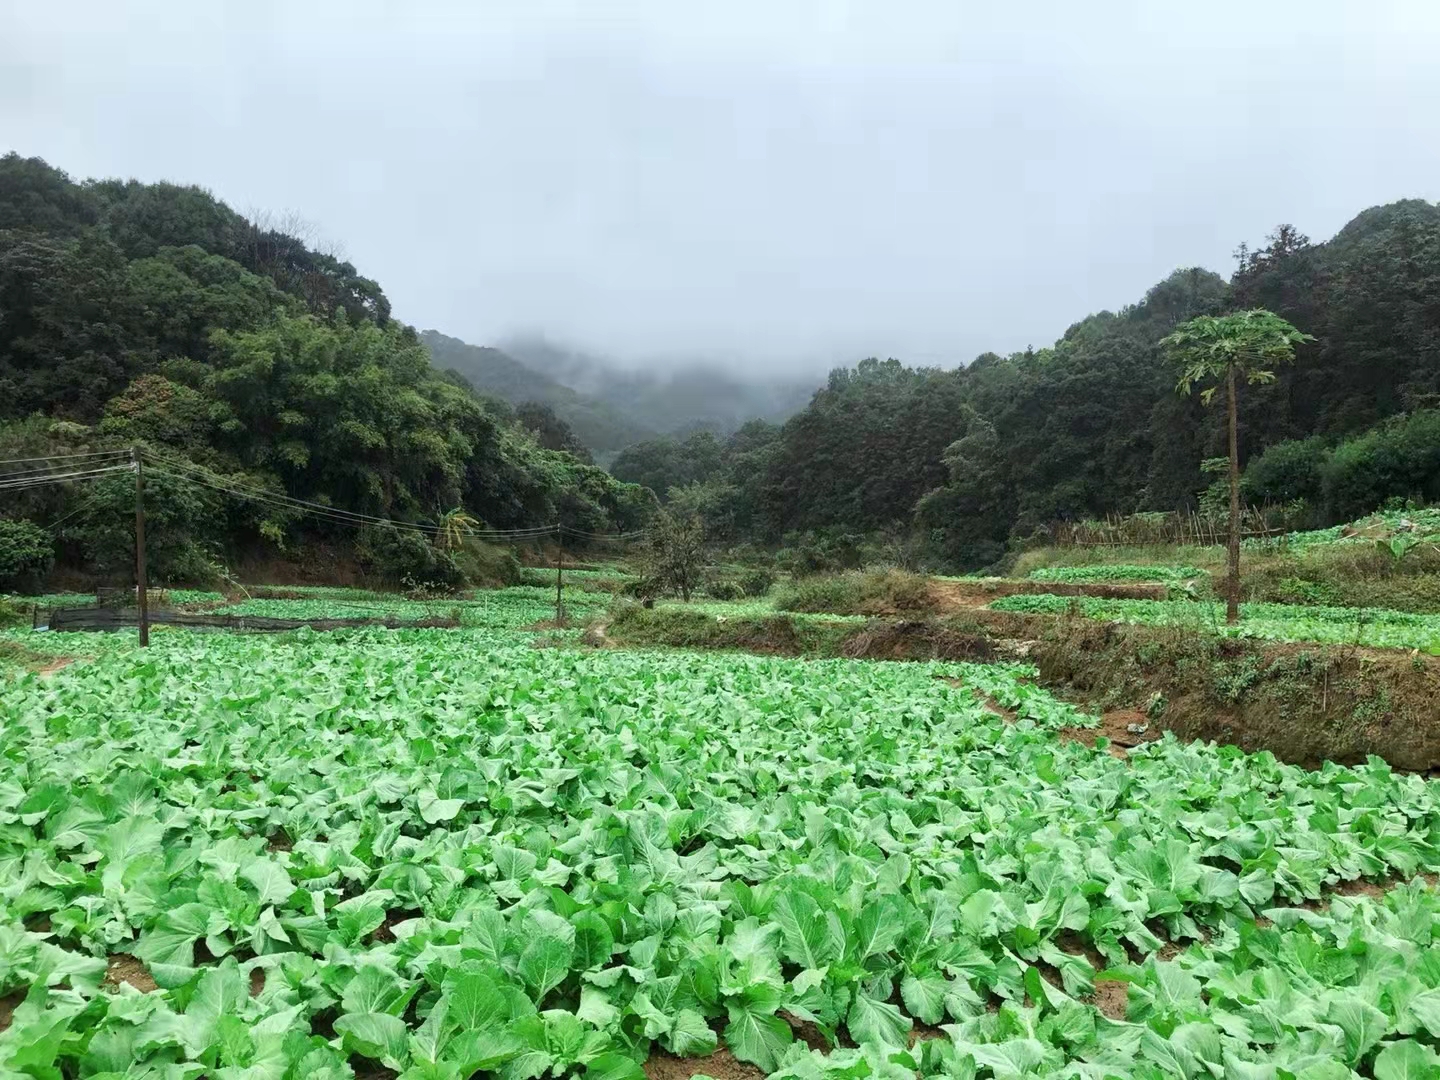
[{"x1": 989, "y1": 594, "x2": 1440, "y2": 653}]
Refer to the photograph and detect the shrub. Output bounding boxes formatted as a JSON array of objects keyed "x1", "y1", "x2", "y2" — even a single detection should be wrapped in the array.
[
  {"x1": 642, "y1": 510, "x2": 706, "y2": 601},
  {"x1": 738, "y1": 567, "x2": 776, "y2": 597},
  {"x1": 71, "y1": 469, "x2": 224, "y2": 584},
  {"x1": 773, "y1": 568, "x2": 935, "y2": 615},
  {"x1": 454, "y1": 541, "x2": 521, "y2": 588},
  {"x1": 773, "y1": 574, "x2": 862, "y2": 614},
  {"x1": 356, "y1": 523, "x2": 465, "y2": 592},
  {"x1": 704, "y1": 579, "x2": 745, "y2": 601},
  {"x1": 1321, "y1": 409, "x2": 1440, "y2": 521},
  {"x1": 1242, "y1": 436, "x2": 1327, "y2": 505},
  {"x1": 0, "y1": 519, "x2": 54, "y2": 593},
  {"x1": 776, "y1": 530, "x2": 867, "y2": 575}
]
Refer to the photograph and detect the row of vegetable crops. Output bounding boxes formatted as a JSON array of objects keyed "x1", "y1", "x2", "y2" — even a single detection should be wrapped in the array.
[
  {"x1": 4, "y1": 624, "x2": 1440, "y2": 1077},
  {"x1": 1025, "y1": 565, "x2": 1207, "y2": 585}
]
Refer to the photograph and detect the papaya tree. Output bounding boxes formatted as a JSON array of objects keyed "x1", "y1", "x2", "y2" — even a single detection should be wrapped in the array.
[{"x1": 1162, "y1": 309, "x2": 1312, "y2": 623}]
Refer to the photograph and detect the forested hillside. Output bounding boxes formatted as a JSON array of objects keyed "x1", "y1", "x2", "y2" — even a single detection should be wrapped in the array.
[
  {"x1": 614, "y1": 203, "x2": 1440, "y2": 569},
  {"x1": 420, "y1": 330, "x2": 655, "y2": 455},
  {"x1": 0, "y1": 153, "x2": 650, "y2": 586}
]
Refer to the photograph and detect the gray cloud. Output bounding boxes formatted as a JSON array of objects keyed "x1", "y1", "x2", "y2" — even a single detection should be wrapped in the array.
[{"x1": 3, "y1": 0, "x2": 1439, "y2": 375}]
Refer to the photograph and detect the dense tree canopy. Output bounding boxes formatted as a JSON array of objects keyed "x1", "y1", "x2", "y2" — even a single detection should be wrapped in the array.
[
  {"x1": 607, "y1": 204, "x2": 1440, "y2": 570},
  {"x1": 8, "y1": 149, "x2": 1436, "y2": 581},
  {"x1": 0, "y1": 153, "x2": 649, "y2": 584}
]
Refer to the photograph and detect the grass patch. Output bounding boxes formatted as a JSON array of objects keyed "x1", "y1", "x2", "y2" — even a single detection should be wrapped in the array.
[
  {"x1": 604, "y1": 604, "x2": 857, "y2": 655},
  {"x1": 773, "y1": 568, "x2": 936, "y2": 616}
]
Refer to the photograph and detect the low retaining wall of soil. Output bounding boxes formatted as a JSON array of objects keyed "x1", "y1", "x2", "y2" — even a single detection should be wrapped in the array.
[{"x1": 1029, "y1": 617, "x2": 1440, "y2": 771}]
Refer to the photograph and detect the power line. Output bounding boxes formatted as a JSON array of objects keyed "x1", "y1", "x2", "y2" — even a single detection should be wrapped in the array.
[
  {"x1": 561, "y1": 525, "x2": 648, "y2": 541},
  {"x1": 146, "y1": 465, "x2": 444, "y2": 534},
  {"x1": 0, "y1": 449, "x2": 132, "y2": 468},
  {"x1": 144, "y1": 461, "x2": 562, "y2": 540},
  {"x1": 0, "y1": 455, "x2": 133, "y2": 482},
  {"x1": 141, "y1": 451, "x2": 651, "y2": 542},
  {"x1": 44, "y1": 488, "x2": 107, "y2": 533},
  {"x1": 0, "y1": 449, "x2": 645, "y2": 544},
  {"x1": 143, "y1": 451, "x2": 438, "y2": 531},
  {"x1": 0, "y1": 465, "x2": 134, "y2": 492}
]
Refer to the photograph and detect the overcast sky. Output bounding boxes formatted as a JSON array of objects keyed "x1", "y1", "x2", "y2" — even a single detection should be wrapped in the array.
[{"x1": 3, "y1": 1, "x2": 1439, "y2": 375}]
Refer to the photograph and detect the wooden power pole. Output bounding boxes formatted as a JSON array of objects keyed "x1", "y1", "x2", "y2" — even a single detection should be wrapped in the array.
[
  {"x1": 554, "y1": 523, "x2": 564, "y2": 625},
  {"x1": 134, "y1": 449, "x2": 149, "y2": 646}
]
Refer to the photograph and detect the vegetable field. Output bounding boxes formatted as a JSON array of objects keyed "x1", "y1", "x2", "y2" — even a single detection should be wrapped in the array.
[
  {"x1": 990, "y1": 594, "x2": 1440, "y2": 653},
  {"x1": 214, "y1": 586, "x2": 609, "y2": 630},
  {"x1": 1025, "y1": 565, "x2": 1206, "y2": 585},
  {"x1": 5, "y1": 627, "x2": 1440, "y2": 1078}
]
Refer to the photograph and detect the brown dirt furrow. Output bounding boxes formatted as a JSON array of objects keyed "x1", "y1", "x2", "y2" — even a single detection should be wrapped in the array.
[
  {"x1": 0, "y1": 990, "x2": 21, "y2": 1033},
  {"x1": 644, "y1": 1049, "x2": 763, "y2": 1080},
  {"x1": 1091, "y1": 979, "x2": 1129, "y2": 1022},
  {"x1": 782, "y1": 1012, "x2": 834, "y2": 1052},
  {"x1": 103, "y1": 954, "x2": 157, "y2": 993},
  {"x1": 1059, "y1": 708, "x2": 1162, "y2": 759}
]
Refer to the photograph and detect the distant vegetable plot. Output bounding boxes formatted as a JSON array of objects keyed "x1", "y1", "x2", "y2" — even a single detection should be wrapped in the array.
[
  {"x1": 991, "y1": 593, "x2": 1440, "y2": 652},
  {"x1": 1026, "y1": 564, "x2": 1206, "y2": 585}
]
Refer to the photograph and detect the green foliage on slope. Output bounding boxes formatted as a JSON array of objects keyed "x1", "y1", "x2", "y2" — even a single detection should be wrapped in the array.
[{"x1": 0, "y1": 154, "x2": 650, "y2": 585}]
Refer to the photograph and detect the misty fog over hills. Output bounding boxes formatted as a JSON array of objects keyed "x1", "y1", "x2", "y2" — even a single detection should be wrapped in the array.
[{"x1": 424, "y1": 330, "x2": 816, "y2": 454}]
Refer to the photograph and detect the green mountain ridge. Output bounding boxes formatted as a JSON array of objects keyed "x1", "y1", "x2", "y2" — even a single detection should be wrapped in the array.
[{"x1": 420, "y1": 329, "x2": 655, "y2": 455}]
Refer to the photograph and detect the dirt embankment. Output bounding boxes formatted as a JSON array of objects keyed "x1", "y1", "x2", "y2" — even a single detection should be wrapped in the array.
[
  {"x1": 1030, "y1": 617, "x2": 1440, "y2": 771},
  {"x1": 604, "y1": 605, "x2": 1440, "y2": 771}
]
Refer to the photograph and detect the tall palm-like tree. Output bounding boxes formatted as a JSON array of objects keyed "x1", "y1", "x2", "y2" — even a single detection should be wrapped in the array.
[
  {"x1": 434, "y1": 507, "x2": 479, "y2": 552},
  {"x1": 1162, "y1": 309, "x2": 1312, "y2": 623}
]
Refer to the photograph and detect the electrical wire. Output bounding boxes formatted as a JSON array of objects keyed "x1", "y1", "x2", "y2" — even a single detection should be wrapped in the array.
[
  {"x1": 142, "y1": 451, "x2": 437, "y2": 531},
  {"x1": 139, "y1": 450, "x2": 639, "y2": 543},
  {"x1": 0, "y1": 448, "x2": 133, "y2": 468},
  {"x1": 145, "y1": 463, "x2": 561, "y2": 540},
  {"x1": 0, "y1": 465, "x2": 133, "y2": 491},
  {"x1": 144, "y1": 451, "x2": 557, "y2": 538},
  {"x1": 560, "y1": 525, "x2": 648, "y2": 541},
  {"x1": 0, "y1": 455, "x2": 133, "y2": 482},
  {"x1": 146, "y1": 466, "x2": 443, "y2": 534},
  {"x1": 44, "y1": 488, "x2": 106, "y2": 533}
]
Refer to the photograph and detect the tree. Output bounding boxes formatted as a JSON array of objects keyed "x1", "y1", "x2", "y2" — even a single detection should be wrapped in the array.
[
  {"x1": 1162, "y1": 309, "x2": 1313, "y2": 622},
  {"x1": 434, "y1": 507, "x2": 478, "y2": 551},
  {"x1": 515, "y1": 401, "x2": 593, "y2": 464},
  {"x1": 643, "y1": 509, "x2": 706, "y2": 602}
]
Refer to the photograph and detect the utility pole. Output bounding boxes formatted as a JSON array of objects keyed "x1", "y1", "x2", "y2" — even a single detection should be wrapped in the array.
[
  {"x1": 554, "y1": 522, "x2": 564, "y2": 625},
  {"x1": 134, "y1": 448, "x2": 149, "y2": 647}
]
